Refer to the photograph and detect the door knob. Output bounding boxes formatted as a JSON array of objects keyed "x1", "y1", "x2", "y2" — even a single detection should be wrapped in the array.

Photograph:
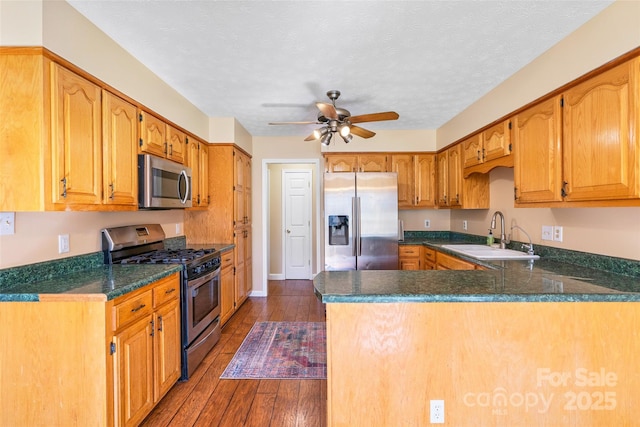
[{"x1": 286, "y1": 229, "x2": 291, "y2": 234}]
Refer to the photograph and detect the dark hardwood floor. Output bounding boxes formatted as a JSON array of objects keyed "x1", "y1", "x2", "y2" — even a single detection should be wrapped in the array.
[{"x1": 141, "y1": 280, "x2": 327, "y2": 427}]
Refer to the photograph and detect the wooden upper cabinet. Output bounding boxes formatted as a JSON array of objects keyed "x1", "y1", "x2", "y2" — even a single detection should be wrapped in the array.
[
  {"x1": 436, "y1": 150, "x2": 449, "y2": 207},
  {"x1": 199, "y1": 143, "x2": 210, "y2": 207},
  {"x1": 462, "y1": 134, "x2": 483, "y2": 168},
  {"x1": 391, "y1": 153, "x2": 436, "y2": 209},
  {"x1": 391, "y1": 154, "x2": 414, "y2": 208},
  {"x1": 447, "y1": 144, "x2": 463, "y2": 207},
  {"x1": 166, "y1": 124, "x2": 186, "y2": 164},
  {"x1": 50, "y1": 63, "x2": 103, "y2": 207},
  {"x1": 186, "y1": 138, "x2": 200, "y2": 205},
  {"x1": 138, "y1": 111, "x2": 167, "y2": 158},
  {"x1": 358, "y1": 154, "x2": 388, "y2": 172},
  {"x1": 324, "y1": 153, "x2": 389, "y2": 172},
  {"x1": 102, "y1": 91, "x2": 138, "y2": 207},
  {"x1": 415, "y1": 154, "x2": 436, "y2": 208},
  {"x1": 482, "y1": 120, "x2": 512, "y2": 163},
  {"x1": 513, "y1": 96, "x2": 563, "y2": 204},
  {"x1": 562, "y1": 58, "x2": 639, "y2": 202}
]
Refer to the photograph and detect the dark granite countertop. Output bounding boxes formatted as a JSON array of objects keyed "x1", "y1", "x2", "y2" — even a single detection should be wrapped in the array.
[
  {"x1": 315, "y1": 236, "x2": 640, "y2": 303},
  {"x1": 0, "y1": 238, "x2": 236, "y2": 303},
  {"x1": 0, "y1": 264, "x2": 183, "y2": 302}
]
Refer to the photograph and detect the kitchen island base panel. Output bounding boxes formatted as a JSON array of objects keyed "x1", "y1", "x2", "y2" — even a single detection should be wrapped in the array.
[{"x1": 326, "y1": 302, "x2": 640, "y2": 426}]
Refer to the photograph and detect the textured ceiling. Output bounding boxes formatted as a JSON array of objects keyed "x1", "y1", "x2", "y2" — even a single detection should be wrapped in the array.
[{"x1": 67, "y1": 0, "x2": 613, "y2": 138}]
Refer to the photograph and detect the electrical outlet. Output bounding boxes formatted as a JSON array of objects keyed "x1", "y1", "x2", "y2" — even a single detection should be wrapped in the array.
[
  {"x1": 0, "y1": 212, "x2": 15, "y2": 235},
  {"x1": 463, "y1": 220, "x2": 468, "y2": 231},
  {"x1": 542, "y1": 225, "x2": 554, "y2": 241},
  {"x1": 554, "y1": 226, "x2": 563, "y2": 242},
  {"x1": 424, "y1": 219, "x2": 431, "y2": 228},
  {"x1": 430, "y1": 399, "x2": 444, "y2": 424},
  {"x1": 176, "y1": 223, "x2": 182, "y2": 235},
  {"x1": 58, "y1": 234, "x2": 70, "y2": 254}
]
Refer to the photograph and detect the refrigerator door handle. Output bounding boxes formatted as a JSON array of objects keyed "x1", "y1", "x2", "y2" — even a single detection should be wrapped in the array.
[
  {"x1": 356, "y1": 196, "x2": 362, "y2": 256},
  {"x1": 352, "y1": 197, "x2": 358, "y2": 256}
]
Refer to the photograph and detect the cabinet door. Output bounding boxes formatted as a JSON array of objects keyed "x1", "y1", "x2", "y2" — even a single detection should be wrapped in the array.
[
  {"x1": 114, "y1": 316, "x2": 154, "y2": 427},
  {"x1": 234, "y1": 230, "x2": 247, "y2": 306},
  {"x1": 358, "y1": 154, "x2": 388, "y2": 172},
  {"x1": 102, "y1": 91, "x2": 137, "y2": 207},
  {"x1": 154, "y1": 299, "x2": 181, "y2": 402},
  {"x1": 139, "y1": 111, "x2": 167, "y2": 158},
  {"x1": 482, "y1": 120, "x2": 512, "y2": 162},
  {"x1": 234, "y1": 151, "x2": 246, "y2": 226},
  {"x1": 447, "y1": 144, "x2": 463, "y2": 207},
  {"x1": 415, "y1": 154, "x2": 436, "y2": 208},
  {"x1": 220, "y1": 251, "x2": 235, "y2": 325},
  {"x1": 391, "y1": 154, "x2": 414, "y2": 208},
  {"x1": 166, "y1": 124, "x2": 186, "y2": 164},
  {"x1": 199, "y1": 143, "x2": 210, "y2": 207},
  {"x1": 244, "y1": 228, "x2": 252, "y2": 295},
  {"x1": 513, "y1": 96, "x2": 563, "y2": 203},
  {"x1": 244, "y1": 155, "x2": 252, "y2": 224},
  {"x1": 187, "y1": 139, "x2": 200, "y2": 205},
  {"x1": 563, "y1": 58, "x2": 639, "y2": 201},
  {"x1": 325, "y1": 154, "x2": 358, "y2": 172},
  {"x1": 436, "y1": 151, "x2": 449, "y2": 207},
  {"x1": 50, "y1": 63, "x2": 102, "y2": 206},
  {"x1": 462, "y1": 134, "x2": 482, "y2": 168}
]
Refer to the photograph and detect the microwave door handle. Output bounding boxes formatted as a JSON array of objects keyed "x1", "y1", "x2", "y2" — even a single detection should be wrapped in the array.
[{"x1": 179, "y1": 170, "x2": 190, "y2": 204}]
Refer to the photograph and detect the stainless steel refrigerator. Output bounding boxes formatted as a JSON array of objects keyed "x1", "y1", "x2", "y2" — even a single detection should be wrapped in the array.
[{"x1": 324, "y1": 172, "x2": 398, "y2": 270}]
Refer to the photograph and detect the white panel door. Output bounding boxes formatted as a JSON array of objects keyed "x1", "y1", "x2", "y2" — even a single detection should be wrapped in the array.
[{"x1": 284, "y1": 170, "x2": 312, "y2": 279}]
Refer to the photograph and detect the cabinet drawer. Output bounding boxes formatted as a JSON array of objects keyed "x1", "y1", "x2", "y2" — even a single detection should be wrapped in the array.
[
  {"x1": 153, "y1": 273, "x2": 180, "y2": 308},
  {"x1": 399, "y1": 245, "x2": 421, "y2": 257},
  {"x1": 423, "y1": 247, "x2": 436, "y2": 263},
  {"x1": 114, "y1": 290, "x2": 153, "y2": 330},
  {"x1": 436, "y1": 252, "x2": 476, "y2": 270},
  {"x1": 221, "y1": 250, "x2": 234, "y2": 268}
]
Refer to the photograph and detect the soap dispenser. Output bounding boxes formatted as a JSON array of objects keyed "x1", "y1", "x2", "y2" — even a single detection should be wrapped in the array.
[{"x1": 487, "y1": 229, "x2": 494, "y2": 246}]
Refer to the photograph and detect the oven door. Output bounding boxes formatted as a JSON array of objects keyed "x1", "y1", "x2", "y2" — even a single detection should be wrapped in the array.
[{"x1": 185, "y1": 267, "x2": 221, "y2": 344}]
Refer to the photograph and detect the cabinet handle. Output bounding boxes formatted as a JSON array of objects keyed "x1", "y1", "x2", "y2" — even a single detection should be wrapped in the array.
[
  {"x1": 477, "y1": 150, "x2": 481, "y2": 161},
  {"x1": 443, "y1": 194, "x2": 447, "y2": 204},
  {"x1": 482, "y1": 148, "x2": 486, "y2": 160},
  {"x1": 131, "y1": 303, "x2": 146, "y2": 312},
  {"x1": 164, "y1": 142, "x2": 168, "y2": 154},
  {"x1": 169, "y1": 144, "x2": 173, "y2": 155},
  {"x1": 455, "y1": 194, "x2": 460, "y2": 203},
  {"x1": 60, "y1": 177, "x2": 67, "y2": 198},
  {"x1": 150, "y1": 319, "x2": 155, "y2": 337},
  {"x1": 514, "y1": 187, "x2": 519, "y2": 201},
  {"x1": 158, "y1": 315, "x2": 163, "y2": 332},
  {"x1": 561, "y1": 181, "x2": 569, "y2": 198},
  {"x1": 109, "y1": 183, "x2": 115, "y2": 200},
  {"x1": 165, "y1": 288, "x2": 176, "y2": 294}
]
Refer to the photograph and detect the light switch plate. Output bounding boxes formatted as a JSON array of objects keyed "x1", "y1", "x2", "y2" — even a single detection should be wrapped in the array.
[
  {"x1": 542, "y1": 225, "x2": 554, "y2": 241},
  {"x1": 0, "y1": 212, "x2": 15, "y2": 235}
]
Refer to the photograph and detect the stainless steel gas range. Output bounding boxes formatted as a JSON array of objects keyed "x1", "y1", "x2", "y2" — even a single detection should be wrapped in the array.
[{"x1": 102, "y1": 224, "x2": 221, "y2": 380}]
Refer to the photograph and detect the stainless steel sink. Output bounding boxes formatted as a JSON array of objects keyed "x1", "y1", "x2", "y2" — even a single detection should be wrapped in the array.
[{"x1": 441, "y1": 244, "x2": 540, "y2": 260}]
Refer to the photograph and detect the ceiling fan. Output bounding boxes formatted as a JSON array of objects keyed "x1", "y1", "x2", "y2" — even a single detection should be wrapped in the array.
[{"x1": 268, "y1": 90, "x2": 399, "y2": 145}]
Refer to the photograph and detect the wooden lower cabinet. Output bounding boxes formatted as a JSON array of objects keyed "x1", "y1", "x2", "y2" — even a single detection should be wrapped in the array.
[
  {"x1": 220, "y1": 249, "x2": 235, "y2": 326},
  {"x1": 436, "y1": 251, "x2": 477, "y2": 270},
  {"x1": 423, "y1": 247, "x2": 436, "y2": 270},
  {"x1": 0, "y1": 272, "x2": 181, "y2": 427},
  {"x1": 399, "y1": 245, "x2": 422, "y2": 270}
]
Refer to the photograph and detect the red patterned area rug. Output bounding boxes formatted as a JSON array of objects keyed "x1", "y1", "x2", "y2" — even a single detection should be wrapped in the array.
[{"x1": 220, "y1": 321, "x2": 327, "y2": 379}]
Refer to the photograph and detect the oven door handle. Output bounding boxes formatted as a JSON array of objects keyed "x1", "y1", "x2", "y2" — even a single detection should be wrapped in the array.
[{"x1": 189, "y1": 267, "x2": 221, "y2": 292}]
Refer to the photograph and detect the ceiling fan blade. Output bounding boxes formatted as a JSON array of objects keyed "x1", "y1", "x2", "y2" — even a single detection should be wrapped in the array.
[
  {"x1": 348, "y1": 111, "x2": 399, "y2": 124},
  {"x1": 268, "y1": 121, "x2": 318, "y2": 125},
  {"x1": 316, "y1": 102, "x2": 338, "y2": 120},
  {"x1": 350, "y1": 125, "x2": 376, "y2": 139}
]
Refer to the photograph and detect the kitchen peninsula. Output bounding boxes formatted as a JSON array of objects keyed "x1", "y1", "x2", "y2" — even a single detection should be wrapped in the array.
[{"x1": 314, "y1": 255, "x2": 640, "y2": 426}]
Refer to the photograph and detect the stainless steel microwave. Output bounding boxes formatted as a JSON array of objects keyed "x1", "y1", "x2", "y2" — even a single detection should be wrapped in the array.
[{"x1": 138, "y1": 154, "x2": 192, "y2": 209}]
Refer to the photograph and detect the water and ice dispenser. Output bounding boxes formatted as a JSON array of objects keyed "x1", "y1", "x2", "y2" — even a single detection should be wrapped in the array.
[{"x1": 328, "y1": 215, "x2": 349, "y2": 246}]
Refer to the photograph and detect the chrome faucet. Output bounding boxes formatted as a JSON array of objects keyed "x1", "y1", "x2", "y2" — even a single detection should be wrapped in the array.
[
  {"x1": 490, "y1": 211, "x2": 506, "y2": 249},
  {"x1": 511, "y1": 224, "x2": 535, "y2": 256}
]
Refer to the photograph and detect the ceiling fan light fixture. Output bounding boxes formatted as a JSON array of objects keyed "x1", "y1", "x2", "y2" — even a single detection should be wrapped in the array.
[
  {"x1": 339, "y1": 124, "x2": 351, "y2": 137},
  {"x1": 341, "y1": 133, "x2": 353, "y2": 143},
  {"x1": 313, "y1": 126, "x2": 329, "y2": 140},
  {"x1": 321, "y1": 132, "x2": 332, "y2": 146}
]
